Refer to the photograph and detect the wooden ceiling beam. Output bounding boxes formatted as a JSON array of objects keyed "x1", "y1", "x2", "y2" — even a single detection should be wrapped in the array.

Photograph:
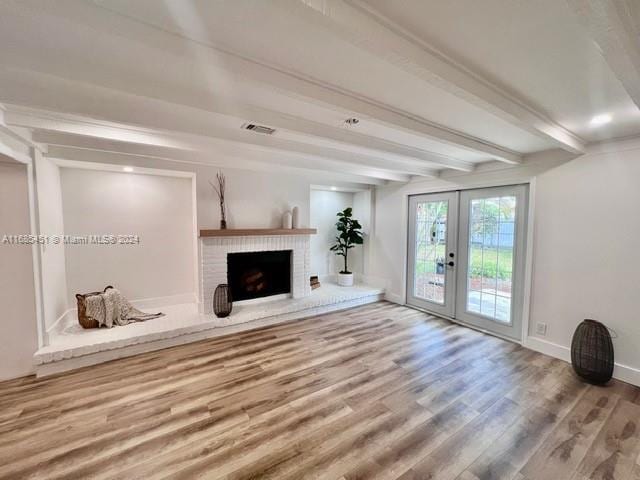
[
  {"x1": 45, "y1": 144, "x2": 391, "y2": 187},
  {"x1": 33, "y1": 129, "x2": 413, "y2": 183},
  {"x1": 289, "y1": 0, "x2": 586, "y2": 155},
  {"x1": 205, "y1": 103, "x2": 477, "y2": 172},
  {"x1": 568, "y1": 0, "x2": 640, "y2": 110}
]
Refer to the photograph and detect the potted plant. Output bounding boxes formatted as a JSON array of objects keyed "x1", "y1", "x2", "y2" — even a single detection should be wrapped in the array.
[{"x1": 330, "y1": 207, "x2": 364, "y2": 287}]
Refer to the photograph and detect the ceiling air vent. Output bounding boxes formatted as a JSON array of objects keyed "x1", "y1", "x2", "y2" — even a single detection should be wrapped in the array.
[{"x1": 242, "y1": 123, "x2": 276, "y2": 135}]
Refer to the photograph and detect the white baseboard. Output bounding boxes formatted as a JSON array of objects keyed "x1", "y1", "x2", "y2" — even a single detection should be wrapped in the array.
[
  {"x1": 524, "y1": 336, "x2": 571, "y2": 362},
  {"x1": 0, "y1": 364, "x2": 36, "y2": 382},
  {"x1": 612, "y1": 362, "x2": 640, "y2": 387},
  {"x1": 525, "y1": 336, "x2": 640, "y2": 387},
  {"x1": 384, "y1": 292, "x2": 405, "y2": 305}
]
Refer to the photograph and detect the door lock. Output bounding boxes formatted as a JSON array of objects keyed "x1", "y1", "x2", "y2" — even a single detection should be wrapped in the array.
[{"x1": 448, "y1": 261, "x2": 455, "y2": 267}]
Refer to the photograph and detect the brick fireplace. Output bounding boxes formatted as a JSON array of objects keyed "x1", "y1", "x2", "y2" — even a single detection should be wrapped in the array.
[
  {"x1": 199, "y1": 230, "x2": 313, "y2": 314},
  {"x1": 227, "y1": 250, "x2": 292, "y2": 301}
]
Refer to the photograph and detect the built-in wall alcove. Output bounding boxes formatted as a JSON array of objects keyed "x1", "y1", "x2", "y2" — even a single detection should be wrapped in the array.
[
  {"x1": 309, "y1": 185, "x2": 373, "y2": 284},
  {"x1": 34, "y1": 160, "x2": 384, "y2": 376},
  {"x1": 38, "y1": 159, "x2": 199, "y2": 340}
]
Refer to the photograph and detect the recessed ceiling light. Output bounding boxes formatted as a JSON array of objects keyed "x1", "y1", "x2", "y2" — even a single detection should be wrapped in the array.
[
  {"x1": 123, "y1": 166, "x2": 134, "y2": 172},
  {"x1": 331, "y1": 186, "x2": 337, "y2": 191},
  {"x1": 590, "y1": 114, "x2": 612, "y2": 126}
]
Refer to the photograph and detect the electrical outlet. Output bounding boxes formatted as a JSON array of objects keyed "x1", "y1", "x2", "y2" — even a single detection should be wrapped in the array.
[{"x1": 535, "y1": 322, "x2": 547, "y2": 336}]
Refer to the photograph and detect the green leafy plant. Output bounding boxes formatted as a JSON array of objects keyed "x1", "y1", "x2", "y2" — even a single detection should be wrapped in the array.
[{"x1": 330, "y1": 207, "x2": 364, "y2": 274}]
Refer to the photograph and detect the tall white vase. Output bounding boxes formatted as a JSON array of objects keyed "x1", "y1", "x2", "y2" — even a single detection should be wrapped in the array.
[
  {"x1": 282, "y1": 211, "x2": 292, "y2": 229},
  {"x1": 291, "y1": 206, "x2": 299, "y2": 229}
]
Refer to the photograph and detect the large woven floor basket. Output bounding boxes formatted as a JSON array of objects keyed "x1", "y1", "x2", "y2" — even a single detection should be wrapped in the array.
[{"x1": 571, "y1": 319, "x2": 614, "y2": 384}]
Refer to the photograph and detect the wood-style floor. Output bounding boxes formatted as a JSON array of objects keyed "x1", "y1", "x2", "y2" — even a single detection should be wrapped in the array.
[{"x1": 1, "y1": 302, "x2": 640, "y2": 480}]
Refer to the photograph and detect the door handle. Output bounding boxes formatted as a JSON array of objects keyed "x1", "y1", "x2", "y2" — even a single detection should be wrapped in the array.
[{"x1": 448, "y1": 261, "x2": 455, "y2": 267}]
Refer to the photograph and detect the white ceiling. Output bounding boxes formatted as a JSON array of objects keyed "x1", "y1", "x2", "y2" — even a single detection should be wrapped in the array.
[
  {"x1": 0, "y1": 0, "x2": 639, "y2": 185},
  {"x1": 363, "y1": 0, "x2": 640, "y2": 141}
]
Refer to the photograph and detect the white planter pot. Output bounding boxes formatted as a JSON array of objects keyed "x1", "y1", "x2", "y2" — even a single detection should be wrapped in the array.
[{"x1": 337, "y1": 272, "x2": 354, "y2": 287}]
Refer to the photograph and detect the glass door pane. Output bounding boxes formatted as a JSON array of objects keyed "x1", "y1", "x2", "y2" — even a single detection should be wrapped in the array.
[
  {"x1": 414, "y1": 200, "x2": 447, "y2": 304},
  {"x1": 466, "y1": 196, "x2": 515, "y2": 323},
  {"x1": 456, "y1": 185, "x2": 528, "y2": 341},
  {"x1": 407, "y1": 192, "x2": 457, "y2": 317}
]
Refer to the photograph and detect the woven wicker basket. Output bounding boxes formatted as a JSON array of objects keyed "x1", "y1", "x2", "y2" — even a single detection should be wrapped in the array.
[
  {"x1": 213, "y1": 284, "x2": 232, "y2": 318},
  {"x1": 571, "y1": 319, "x2": 614, "y2": 384},
  {"x1": 76, "y1": 286, "x2": 113, "y2": 329}
]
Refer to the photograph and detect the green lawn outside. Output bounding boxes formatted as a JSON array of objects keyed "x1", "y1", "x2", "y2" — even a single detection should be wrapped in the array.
[{"x1": 415, "y1": 243, "x2": 513, "y2": 280}]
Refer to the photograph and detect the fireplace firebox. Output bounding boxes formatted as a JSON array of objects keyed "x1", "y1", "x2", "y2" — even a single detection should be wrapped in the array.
[{"x1": 227, "y1": 250, "x2": 292, "y2": 301}]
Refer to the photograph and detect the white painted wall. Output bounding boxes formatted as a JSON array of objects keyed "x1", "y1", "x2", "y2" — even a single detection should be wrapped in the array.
[
  {"x1": 352, "y1": 189, "x2": 373, "y2": 276},
  {"x1": 0, "y1": 162, "x2": 38, "y2": 380},
  {"x1": 310, "y1": 190, "x2": 355, "y2": 276},
  {"x1": 529, "y1": 143, "x2": 640, "y2": 381},
  {"x1": 52, "y1": 151, "x2": 312, "y2": 231},
  {"x1": 35, "y1": 153, "x2": 69, "y2": 331},
  {"x1": 60, "y1": 168, "x2": 196, "y2": 304},
  {"x1": 198, "y1": 166, "x2": 310, "y2": 230},
  {"x1": 371, "y1": 182, "x2": 409, "y2": 302}
]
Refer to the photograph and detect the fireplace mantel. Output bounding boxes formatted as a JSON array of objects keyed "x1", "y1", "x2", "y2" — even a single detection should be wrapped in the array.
[{"x1": 199, "y1": 228, "x2": 317, "y2": 237}]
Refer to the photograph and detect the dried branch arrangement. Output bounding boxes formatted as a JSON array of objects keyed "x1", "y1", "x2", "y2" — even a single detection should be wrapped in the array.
[{"x1": 209, "y1": 172, "x2": 227, "y2": 229}]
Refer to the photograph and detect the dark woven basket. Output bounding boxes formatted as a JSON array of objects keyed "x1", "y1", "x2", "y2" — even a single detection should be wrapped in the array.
[
  {"x1": 571, "y1": 319, "x2": 614, "y2": 384},
  {"x1": 75, "y1": 285, "x2": 113, "y2": 329},
  {"x1": 213, "y1": 284, "x2": 232, "y2": 318}
]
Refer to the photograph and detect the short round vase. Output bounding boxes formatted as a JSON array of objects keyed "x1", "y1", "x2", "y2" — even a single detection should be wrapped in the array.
[{"x1": 571, "y1": 319, "x2": 614, "y2": 385}]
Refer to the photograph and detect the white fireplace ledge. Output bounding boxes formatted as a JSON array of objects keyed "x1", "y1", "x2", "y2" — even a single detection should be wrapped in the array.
[{"x1": 34, "y1": 282, "x2": 384, "y2": 376}]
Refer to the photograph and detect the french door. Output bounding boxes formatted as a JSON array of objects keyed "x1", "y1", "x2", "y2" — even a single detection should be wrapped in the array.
[
  {"x1": 407, "y1": 192, "x2": 458, "y2": 317},
  {"x1": 407, "y1": 185, "x2": 528, "y2": 341}
]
